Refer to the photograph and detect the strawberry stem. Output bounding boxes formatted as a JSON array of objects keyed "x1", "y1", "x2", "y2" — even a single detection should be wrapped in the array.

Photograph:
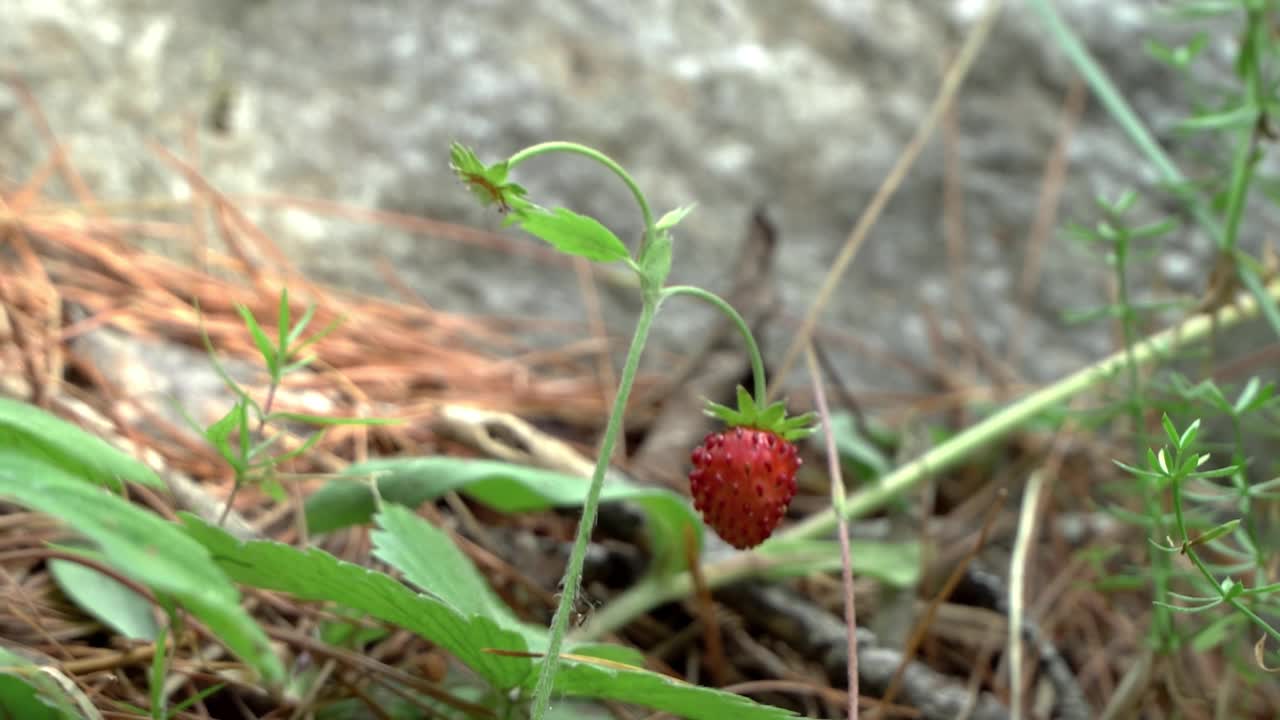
[
  {"x1": 507, "y1": 141, "x2": 657, "y2": 258},
  {"x1": 530, "y1": 298, "x2": 658, "y2": 719},
  {"x1": 660, "y1": 284, "x2": 767, "y2": 403}
]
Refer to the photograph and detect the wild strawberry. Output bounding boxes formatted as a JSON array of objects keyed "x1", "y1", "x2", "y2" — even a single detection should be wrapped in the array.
[
  {"x1": 689, "y1": 386, "x2": 816, "y2": 550},
  {"x1": 689, "y1": 427, "x2": 801, "y2": 549}
]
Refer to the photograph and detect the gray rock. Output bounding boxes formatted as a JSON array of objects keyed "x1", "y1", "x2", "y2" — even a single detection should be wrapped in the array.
[{"x1": 3, "y1": 0, "x2": 1268, "y2": 405}]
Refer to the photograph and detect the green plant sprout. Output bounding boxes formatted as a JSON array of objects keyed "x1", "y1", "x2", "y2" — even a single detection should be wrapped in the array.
[
  {"x1": 1116, "y1": 415, "x2": 1280, "y2": 662},
  {"x1": 186, "y1": 289, "x2": 391, "y2": 525},
  {"x1": 451, "y1": 140, "x2": 816, "y2": 719}
]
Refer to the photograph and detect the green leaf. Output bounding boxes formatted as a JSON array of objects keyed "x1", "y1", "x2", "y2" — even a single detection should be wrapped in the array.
[
  {"x1": 183, "y1": 517, "x2": 795, "y2": 719},
  {"x1": 1189, "y1": 612, "x2": 1242, "y2": 653},
  {"x1": 568, "y1": 643, "x2": 647, "y2": 669},
  {"x1": 638, "y1": 231, "x2": 673, "y2": 288},
  {"x1": 516, "y1": 207, "x2": 630, "y2": 263},
  {"x1": 654, "y1": 204, "x2": 696, "y2": 232},
  {"x1": 372, "y1": 504, "x2": 546, "y2": 646},
  {"x1": 0, "y1": 397, "x2": 162, "y2": 491},
  {"x1": 0, "y1": 647, "x2": 90, "y2": 720},
  {"x1": 204, "y1": 402, "x2": 247, "y2": 472},
  {"x1": 236, "y1": 304, "x2": 279, "y2": 377},
  {"x1": 180, "y1": 514, "x2": 535, "y2": 689},
  {"x1": 49, "y1": 556, "x2": 160, "y2": 641},
  {"x1": 539, "y1": 659, "x2": 798, "y2": 720},
  {"x1": 0, "y1": 455, "x2": 282, "y2": 685},
  {"x1": 276, "y1": 289, "x2": 291, "y2": 362},
  {"x1": 1233, "y1": 377, "x2": 1273, "y2": 415},
  {"x1": 754, "y1": 538, "x2": 922, "y2": 588},
  {"x1": 306, "y1": 458, "x2": 701, "y2": 576},
  {"x1": 828, "y1": 413, "x2": 891, "y2": 479},
  {"x1": 1175, "y1": 105, "x2": 1258, "y2": 133},
  {"x1": 264, "y1": 411, "x2": 398, "y2": 427},
  {"x1": 1185, "y1": 518, "x2": 1240, "y2": 552}
]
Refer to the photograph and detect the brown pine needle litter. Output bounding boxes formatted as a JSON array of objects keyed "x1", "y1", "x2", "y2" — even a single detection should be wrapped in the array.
[{"x1": 0, "y1": 81, "x2": 669, "y2": 716}]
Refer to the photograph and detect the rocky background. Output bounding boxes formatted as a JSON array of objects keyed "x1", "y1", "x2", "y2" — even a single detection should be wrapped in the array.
[{"x1": 2, "y1": 0, "x2": 1265, "y2": 404}]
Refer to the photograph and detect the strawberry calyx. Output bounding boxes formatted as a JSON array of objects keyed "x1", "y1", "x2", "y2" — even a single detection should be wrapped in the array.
[{"x1": 702, "y1": 385, "x2": 817, "y2": 442}]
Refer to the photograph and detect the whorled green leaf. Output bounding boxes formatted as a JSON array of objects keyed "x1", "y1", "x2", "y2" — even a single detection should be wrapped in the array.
[
  {"x1": 305, "y1": 457, "x2": 701, "y2": 576},
  {"x1": 0, "y1": 647, "x2": 91, "y2": 720},
  {"x1": 0, "y1": 397, "x2": 162, "y2": 492},
  {"x1": 515, "y1": 207, "x2": 630, "y2": 263},
  {"x1": 0, "y1": 455, "x2": 282, "y2": 685}
]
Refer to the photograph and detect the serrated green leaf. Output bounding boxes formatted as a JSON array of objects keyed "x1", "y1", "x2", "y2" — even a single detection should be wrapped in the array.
[
  {"x1": 372, "y1": 504, "x2": 546, "y2": 646},
  {"x1": 540, "y1": 658, "x2": 798, "y2": 720},
  {"x1": 49, "y1": 556, "x2": 160, "y2": 641},
  {"x1": 516, "y1": 207, "x2": 630, "y2": 263},
  {"x1": 305, "y1": 458, "x2": 700, "y2": 576},
  {"x1": 0, "y1": 455, "x2": 281, "y2": 685},
  {"x1": 654, "y1": 204, "x2": 696, "y2": 232},
  {"x1": 187, "y1": 510, "x2": 795, "y2": 717},
  {"x1": 0, "y1": 397, "x2": 162, "y2": 491},
  {"x1": 568, "y1": 643, "x2": 647, "y2": 670},
  {"x1": 0, "y1": 647, "x2": 90, "y2": 720},
  {"x1": 179, "y1": 514, "x2": 535, "y2": 689}
]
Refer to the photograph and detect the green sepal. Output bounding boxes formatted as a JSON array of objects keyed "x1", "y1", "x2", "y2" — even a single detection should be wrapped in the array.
[
  {"x1": 449, "y1": 142, "x2": 530, "y2": 213},
  {"x1": 702, "y1": 385, "x2": 818, "y2": 442}
]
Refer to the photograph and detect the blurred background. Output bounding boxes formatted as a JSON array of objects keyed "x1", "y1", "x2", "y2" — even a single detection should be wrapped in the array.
[{"x1": 4, "y1": 0, "x2": 1252, "y2": 408}]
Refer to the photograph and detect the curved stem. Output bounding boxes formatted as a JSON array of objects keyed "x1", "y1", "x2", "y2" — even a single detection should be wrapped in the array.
[
  {"x1": 529, "y1": 298, "x2": 658, "y2": 720},
  {"x1": 507, "y1": 142, "x2": 656, "y2": 250},
  {"x1": 660, "y1": 285, "x2": 767, "y2": 402}
]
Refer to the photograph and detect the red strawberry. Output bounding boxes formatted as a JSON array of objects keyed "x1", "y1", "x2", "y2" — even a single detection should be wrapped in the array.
[
  {"x1": 689, "y1": 426, "x2": 802, "y2": 549},
  {"x1": 687, "y1": 386, "x2": 815, "y2": 549}
]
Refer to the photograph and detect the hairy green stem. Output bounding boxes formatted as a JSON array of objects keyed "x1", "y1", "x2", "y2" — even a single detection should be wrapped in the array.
[
  {"x1": 507, "y1": 142, "x2": 657, "y2": 254},
  {"x1": 660, "y1": 285, "x2": 767, "y2": 402},
  {"x1": 528, "y1": 299, "x2": 657, "y2": 719},
  {"x1": 574, "y1": 278, "x2": 1280, "y2": 640}
]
